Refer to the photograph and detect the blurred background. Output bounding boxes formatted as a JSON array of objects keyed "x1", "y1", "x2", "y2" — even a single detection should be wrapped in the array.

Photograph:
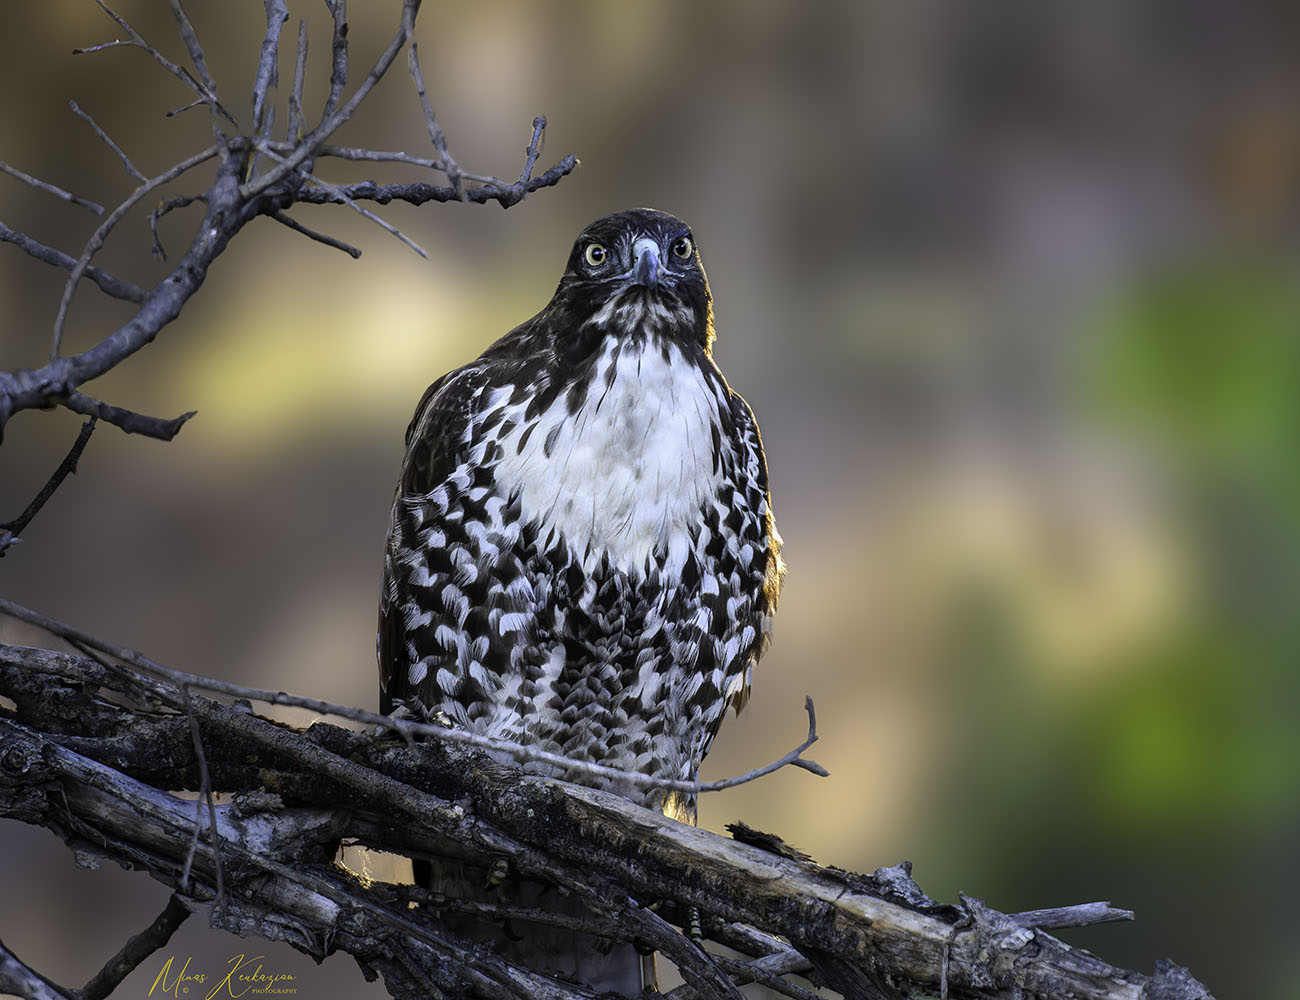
[{"x1": 2, "y1": 1, "x2": 1297, "y2": 996}]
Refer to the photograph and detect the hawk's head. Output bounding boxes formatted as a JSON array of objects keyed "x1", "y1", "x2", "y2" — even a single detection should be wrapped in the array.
[{"x1": 552, "y1": 208, "x2": 715, "y2": 356}]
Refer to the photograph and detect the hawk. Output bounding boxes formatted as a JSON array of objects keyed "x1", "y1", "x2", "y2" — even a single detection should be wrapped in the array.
[{"x1": 377, "y1": 208, "x2": 783, "y2": 986}]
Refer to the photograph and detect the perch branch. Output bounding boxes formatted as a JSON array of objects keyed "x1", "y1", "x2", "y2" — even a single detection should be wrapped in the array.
[
  {"x1": 0, "y1": 642, "x2": 1217, "y2": 1000},
  {"x1": 0, "y1": 595, "x2": 825, "y2": 798}
]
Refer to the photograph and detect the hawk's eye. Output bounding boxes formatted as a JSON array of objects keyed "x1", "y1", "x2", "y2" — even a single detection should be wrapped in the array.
[
  {"x1": 584, "y1": 243, "x2": 607, "y2": 268},
  {"x1": 671, "y1": 235, "x2": 694, "y2": 260}
]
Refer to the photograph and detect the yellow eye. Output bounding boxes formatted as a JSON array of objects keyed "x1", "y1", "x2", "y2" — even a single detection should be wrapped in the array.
[
  {"x1": 584, "y1": 243, "x2": 607, "y2": 267},
  {"x1": 672, "y1": 235, "x2": 694, "y2": 260}
]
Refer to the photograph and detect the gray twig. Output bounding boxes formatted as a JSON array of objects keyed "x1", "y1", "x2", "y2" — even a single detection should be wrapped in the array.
[
  {"x1": 68, "y1": 99, "x2": 146, "y2": 182},
  {"x1": 269, "y1": 208, "x2": 361, "y2": 258},
  {"x1": 287, "y1": 18, "x2": 308, "y2": 142},
  {"x1": 0, "y1": 417, "x2": 97, "y2": 557},
  {"x1": 252, "y1": 0, "x2": 288, "y2": 136},
  {"x1": 408, "y1": 42, "x2": 462, "y2": 192},
  {"x1": 149, "y1": 193, "x2": 207, "y2": 261},
  {"x1": 0, "y1": 161, "x2": 105, "y2": 214},
  {"x1": 241, "y1": 0, "x2": 419, "y2": 201},
  {"x1": 322, "y1": 0, "x2": 348, "y2": 121},
  {"x1": 78, "y1": 896, "x2": 191, "y2": 1000},
  {"x1": 50, "y1": 144, "x2": 220, "y2": 358},
  {"x1": 0, "y1": 222, "x2": 145, "y2": 302},
  {"x1": 1010, "y1": 902, "x2": 1135, "y2": 929},
  {"x1": 180, "y1": 686, "x2": 225, "y2": 909},
  {"x1": 81, "y1": 0, "x2": 236, "y2": 127},
  {"x1": 63, "y1": 390, "x2": 194, "y2": 440}
]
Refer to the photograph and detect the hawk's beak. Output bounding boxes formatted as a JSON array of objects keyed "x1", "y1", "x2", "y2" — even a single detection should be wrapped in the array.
[{"x1": 631, "y1": 238, "x2": 660, "y2": 288}]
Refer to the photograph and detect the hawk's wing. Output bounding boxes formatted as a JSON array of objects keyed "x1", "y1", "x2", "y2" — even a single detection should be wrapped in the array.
[{"x1": 377, "y1": 364, "x2": 489, "y2": 713}]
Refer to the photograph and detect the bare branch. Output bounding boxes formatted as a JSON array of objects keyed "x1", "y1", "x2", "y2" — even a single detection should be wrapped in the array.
[
  {"x1": 0, "y1": 222, "x2": 146, "y2": 302},
  {"x1": 252, "y1": 0, "x2": 288, "y2": 139},
  {"x1": 1010, "y1": 902, "x2": 1136, "y2": 929},
  {"x1": 0, "y1": 941, "x2": 75, "y2": 1000},
  {"x1": 291, "y1": 154, "x2": 579, "y2": 211},
  {"x1": 68, "y1": 100, "x2": 146, "y2": 183},
  {"x1": 269, "y1": 208, "x2": 361, "y2": 258},
  {"x1": 78, "y1": 896, "x2": 191, "y2": 1000},
  {"x1": 322, "y1": 0, "x2": 349, "y2": 121},
  {"x1": 0, "y1": 592, "x2": 821, "y2": 799},
  {"x1": 255, "y1": 142, "x2": 427, "y2": 257},
  {"x1": 167, "y1": 1, "x2": 216, "y2": 96},
  {"x1": 50, "y1": 144, "x2": 219, "y2": 358},
  {"x1": 287, "y1": 18, "x2": 309, "y2": 141},
  {"x1": 697, "y1": 697, "x2": 829, "y2": 793},
  {"x1": 0, "y1": 642, "x2": 1218, "y2": 1000},
  {"x1": 408, "y1": 42, "x2": 462, "y2": 192},
  {"x1": 62, "y1": 390, "x2": 194, "y2": 441},
  {"x1": 0, "y1": 417, "x2": 96, "y2": 557},
  {"x1": 148, "y1": 193, "x2": 207, "y2": 260},
  {"x1": 180, "y1": 686, "x2": 225, "y2": 906},
  {"x1": 0, "y1": 161, "x2": 104, "y2": 214},
  {"x1": 83, "y1": 0, "x2": 236, "y2": 127},
  {"x1": 241, "y1": 0, "x2": 419, "y2": 201}
]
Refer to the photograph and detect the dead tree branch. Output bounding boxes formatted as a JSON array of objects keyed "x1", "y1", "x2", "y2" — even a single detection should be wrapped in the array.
[
  {"x1": 0, "y1": 0, "x2": 576, "y2": 440},
  {"x1": 0, "y1": 638, "x2": 1215, "y2": 1000}
]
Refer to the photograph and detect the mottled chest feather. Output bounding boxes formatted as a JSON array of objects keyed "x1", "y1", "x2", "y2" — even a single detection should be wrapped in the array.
[{"x1": 485, "y1": 339, "x2": 726, "y2": 574}]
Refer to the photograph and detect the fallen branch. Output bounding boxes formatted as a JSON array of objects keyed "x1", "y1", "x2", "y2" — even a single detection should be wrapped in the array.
[{"x1": 0, "y1": 639, "x2": 1216, "y2": 1000}]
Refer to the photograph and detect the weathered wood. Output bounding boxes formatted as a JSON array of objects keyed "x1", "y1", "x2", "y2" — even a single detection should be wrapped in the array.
[{"x1": 0, "y1": 643, "x2": 1216, "y2": 1000}]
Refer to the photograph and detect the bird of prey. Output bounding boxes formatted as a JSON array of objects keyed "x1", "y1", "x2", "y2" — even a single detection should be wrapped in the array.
[{"x1": 377, "y1": 208, "x2": 783, "y2": 988}]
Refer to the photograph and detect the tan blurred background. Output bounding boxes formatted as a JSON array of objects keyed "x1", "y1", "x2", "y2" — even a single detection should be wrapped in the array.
[{"x1": 2, "y1": 1, "x2": 1298, "y2": 996}]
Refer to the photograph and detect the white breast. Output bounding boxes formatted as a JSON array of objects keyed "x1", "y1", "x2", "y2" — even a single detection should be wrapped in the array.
[{"x1": 489, "y1": 340, "x2": 723, "y2": 575}]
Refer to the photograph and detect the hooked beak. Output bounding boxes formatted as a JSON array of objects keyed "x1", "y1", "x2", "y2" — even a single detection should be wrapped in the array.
[{"x1": 630, "y1": 237, "x2": 660, "y2": 288}]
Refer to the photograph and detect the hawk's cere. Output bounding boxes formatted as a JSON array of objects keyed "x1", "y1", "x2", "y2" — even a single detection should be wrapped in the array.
[{"x1": 378, "y1": 208, "x2": 783, "y2": 824}]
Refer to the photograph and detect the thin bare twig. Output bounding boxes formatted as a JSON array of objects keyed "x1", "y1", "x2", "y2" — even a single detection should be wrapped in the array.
[
  {"x1": 0, "y1": 161, "x2": 104, "y2": 214},
  {"x1": 68, "y1": 100, "x2": 146, "y2": 182},
  {"x1": 0, "y1": 418, "x2": 96, "y2": 557},
  {"x1": 50, "y1": 144, "x2": 219, "y2": 358},
  {"x1": 180, "y1": 686, "x2": 225, "y2": 908},
  {"x1": 252, "y1": 0, "x2": 288, "y2": 141},
  {"x1": 408, "y1": 42, "x2": 462, "y2": 192},
  {"x1": 287, "y1": 18, "x2": 308, "y2": 142},
  {"x1": 78, "y1": 896, "x2": 191, "y2": 1000},
  {"x1": 1010, "y1": 902, "x2": 1135, "y2": 929},
  {"x1": 0, "y1": 596, "x2": 825, "y2": 799},
  {"x1": 241, "y1": 0, "x2": 418, "y2": 201},
  {"x1": 0, "y1": 222, "x2": 145, "y2": 302},
  {"x1": 268, "y1": 208, "x2": 361, "y2": 258},
  {"x1": 149, "y1": 193, "x2": 206, "y2": 260},
  {"x1": 167, "y1": 0, "x2": 216, "y2": 95},
  {"x1": 63, "y1": 390, "x2": 194, "y2": 440},
  {"x1": 322, "y1": 0, "x2": 348, "y2": 122},
  {"x1": 81, "y1": 0, "x2": 235, "y2": 127},
  {"x1": 254, "y1": 142, "x2": 427, "y2": 257}
]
